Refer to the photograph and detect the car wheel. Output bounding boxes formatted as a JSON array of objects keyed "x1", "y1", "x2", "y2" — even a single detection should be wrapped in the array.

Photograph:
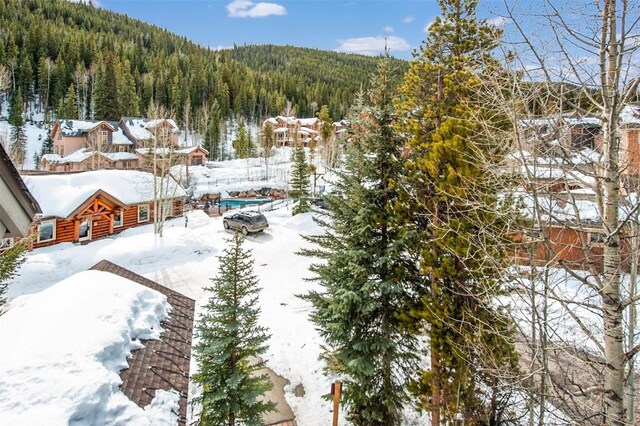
[
  {"x1": 241, "y1": 226, "x2": 248, "y2": 236},
  {"x1": 223, "y1": 220, "x2": 230, "y2": 229}
]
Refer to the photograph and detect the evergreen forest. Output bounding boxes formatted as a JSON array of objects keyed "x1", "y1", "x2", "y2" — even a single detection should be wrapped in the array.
[{"x1": 0, "y1": 0, "x2": 406, "y2": 126}]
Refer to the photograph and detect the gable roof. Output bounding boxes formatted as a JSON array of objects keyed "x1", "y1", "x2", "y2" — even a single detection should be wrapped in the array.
[
  {"x1": 23, "y1": 170, "x2": 187, "y2": 219},
  {"x1": 90, "y1": 260, "x2": 195, "y2": 426},
  {"x1": 0, "y1": 143, "x2": 41, "y2": 237},
  {"x1": 121, "y1": 117, "x2": 180, "y2": 142},
  {"x1": 52, "y1": 120, "x2": 117, "y2": 138}
]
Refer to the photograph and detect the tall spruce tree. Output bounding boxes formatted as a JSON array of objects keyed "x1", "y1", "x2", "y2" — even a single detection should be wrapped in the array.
[
  {"x1": 301, "y1": 55, "x2": 420, "y2": 425},
  {"x1": 395, "y1": 0, "x2": 518, "y2": 423},
  {"x1": 8, "y1": 89, "x2": 27, "y2": 167},
  {"x1": 193, "y1": 233, "x2": 275, "y2": 425},
  {"x1": 61, "y1": 84, "x2": 78, "y2": 118},
  {"x1": 289, "y1": 144, "x2": 311, "y2": 215}
]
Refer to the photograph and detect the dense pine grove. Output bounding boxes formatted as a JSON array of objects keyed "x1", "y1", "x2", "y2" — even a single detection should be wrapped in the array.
[{"x1": 0, "y1": 0, "x2": 405, "y2": 126}]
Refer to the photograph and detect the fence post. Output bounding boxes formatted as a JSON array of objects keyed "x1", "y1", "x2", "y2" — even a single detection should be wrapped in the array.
[{"x1": 332, "y1": 381, "x2": 342, "y2": 426}]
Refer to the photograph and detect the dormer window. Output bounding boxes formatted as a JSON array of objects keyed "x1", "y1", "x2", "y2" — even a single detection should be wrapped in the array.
[{"x1": 97, "y1": 130, "x2": 108, "y2": 147}]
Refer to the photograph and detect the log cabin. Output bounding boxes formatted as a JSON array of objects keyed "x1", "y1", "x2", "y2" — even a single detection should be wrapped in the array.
[{"x1": 22, "y1": 170, "x2": 186, "y2": 249}]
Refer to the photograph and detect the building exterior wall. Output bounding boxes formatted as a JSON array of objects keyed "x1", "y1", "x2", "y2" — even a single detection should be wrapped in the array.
[{"x1": 30, "y1": 198, "x2": 183, "y2": 249}]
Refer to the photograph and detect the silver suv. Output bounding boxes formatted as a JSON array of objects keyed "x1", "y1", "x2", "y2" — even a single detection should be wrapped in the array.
[{"x1": 223, "y1": 212, "x2": 269, "y2": 235}]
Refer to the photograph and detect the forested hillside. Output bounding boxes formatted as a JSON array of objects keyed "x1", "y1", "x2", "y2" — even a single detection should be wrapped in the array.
[{"x1": 0, "y1": 0, "x2": 404, "y2": 127}]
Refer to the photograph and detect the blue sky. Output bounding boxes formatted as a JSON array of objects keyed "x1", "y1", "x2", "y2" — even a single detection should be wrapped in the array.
[{"x1": 96, "y1": 0, "x2": 509, "y2": 59}]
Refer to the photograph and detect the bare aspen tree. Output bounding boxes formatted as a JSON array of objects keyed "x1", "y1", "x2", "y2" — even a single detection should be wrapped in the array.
[
  {"x1": 183, "y1": 97, "x2": 190, "y2": 145},
  {"x1": 146, "y1": 102, "x2": 183, "y2": 237},
  {"x1": 479, "y1": 1, "x2": 640, "y2": 424}
]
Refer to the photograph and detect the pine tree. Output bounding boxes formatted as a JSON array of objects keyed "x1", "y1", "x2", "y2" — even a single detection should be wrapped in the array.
[
  {"x1": 61, "y1": 84, "x2": 78, "y2": 118},
  {"x1": 193, "y1": 233, "x2": 275, "y2": 426},
  {"x1": 289, "y1": 144, "x2": 311, "y2": 215},
  {"x1": 301, "y1": 55, "x2": 419, "y2": 426},
  {"x1": 204, "y1": 99, "x2": 222, "y2": 160},
  {"x1": 395, "y1": 0, "x2": 518, "y2": 423},
  {"x1": 8, "y1": 89, "x2": 27, "y2": 167},
  {"x1": 233, "y1": 122, "x2": 250, "y2": 159},
  {"x1": 94, "y1": 53, "x2": 119, "y2": 120}
]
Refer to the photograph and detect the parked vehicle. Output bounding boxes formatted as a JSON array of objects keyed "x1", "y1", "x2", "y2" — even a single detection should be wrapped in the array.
[
  {"x1": 223, "y1": 212, "x2": 269, "y2": 235},
  {"x1": 314, "y1": 197, "x2": 329, "y2": 210}
]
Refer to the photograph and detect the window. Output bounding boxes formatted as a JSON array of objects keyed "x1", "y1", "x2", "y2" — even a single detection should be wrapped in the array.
[
  {"x1": 57, "y1": 131, "x2": 62, "y2": 140},
  {"x1": 97, "y1": 130, "x2": 108, "y2": 148},
  {"x1": 191, "y1": 156, "x2": 202, "y2": 166},
  {"x1": 589, "y1": 231, "x2": 605, "y2": 244},
  {"x1": 60, "y1": 145, "x2": 64, "y2": 156},
  {"x1": 122, "y1": 160, "x2": 131, "y2": 169},
  {"x1": 113, "y1": 209, "x2": 123, "y2": 227},
  {"x1": 138, "y1": 204, "x2": 150, "y2": 222},
  {"x1": 37, "y1": 219, "x2": 56, "y2": 243},
  {"x1": 78, "y1": 219, "x2": 91, "y2": 241},
  {"x1": 117, "y1": 145, "x2": 127, "y2": 153},
  {"x1": 0, "y1": 238, "x2": 14, "y2": 250}
]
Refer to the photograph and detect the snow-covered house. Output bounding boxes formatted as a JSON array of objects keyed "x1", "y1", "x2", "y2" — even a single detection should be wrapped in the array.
[
  {"x1": 518, "y1": 112, "x2": 601, "y2": 156},
  {"x1": 263, "y1": 116, "x2": 321, "y2": 147},
  {"x1": 119, "y1": 117, "x2": 181, "y2": 149},
  {"x1": 0, "y1": 261, "x2": 195, "y2": 425},
  {"x1": 0, "y1": 143, "x2": 41, "y2": 250},
  {"x1": 45, "y1": 117, "x2": 207, "y2": 172},
  {"x1": 23, "y1": 170, "x2": 186, "y2": 249}
]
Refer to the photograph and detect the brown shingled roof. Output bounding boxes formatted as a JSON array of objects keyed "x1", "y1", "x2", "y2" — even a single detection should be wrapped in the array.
[{"x1": 90, "y1": 260, "x2": 195, "y2": 425}]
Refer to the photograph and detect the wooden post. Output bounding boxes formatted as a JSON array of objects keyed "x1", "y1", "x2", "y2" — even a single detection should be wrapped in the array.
[{"x1": 332, "y1": 380, "x2": 342, "y2": 426}]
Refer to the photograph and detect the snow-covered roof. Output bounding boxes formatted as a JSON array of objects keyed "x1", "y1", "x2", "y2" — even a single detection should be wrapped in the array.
[
  {"x1": 299, "y1": 126, "x2": 318, "y2": 135},
  {"x1": 561, "y1": 113, "x2": 600, "y2": 127},
  {"x1": 103, "y1": 152, "x2": 138, "y2": 161},
  {"x1": 24, "y1": 170, "x2": 187, "y2": 218},
  {"x1": 55, "y1": 120, "x2": 117, "y2": 137},
  {"x1": 298, "y1": 118, "x2": 318, "y2": 126},
  {"x1": 112, "y1": 128, "x2": 133, "y2": 145},
  {"x1": 122, "y1": 117, "x2": 180, "y2": 141},
  {"x1": 274, "y1": 127, "x2": 288, "y2": 133},
  {"x1": 41, "y1": 153, "x2": 61, "y2": 163},
  {"x1": 621, "y1": 104, "x2": 640, "y2": 126},
  {"x1": 56, "y1": 148, "x2": 108, "y2": 165},
  {"x1": 519, "y1": 113, "x2": 601, "y2": 128},
  {"x1": 176, "y1": 146, "x2": 209, "y2": 155},
  {"x1": 0, "y1": 270, "x2": 178, "y2": 425}
]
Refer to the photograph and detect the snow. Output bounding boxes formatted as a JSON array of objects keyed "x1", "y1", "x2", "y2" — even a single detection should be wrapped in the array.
[
  {"x1": 621, "y1": 103, "x2": 640, "y2": 126},
  {"x1": 24, "y1": 170, "x2": 187, "y2": 218},
  {"x1": 2, "y1": 203, "x2": 344, "y2": 424},
  {"x1": 0, "y1": 270, "x2": 175, "y2": 425}
]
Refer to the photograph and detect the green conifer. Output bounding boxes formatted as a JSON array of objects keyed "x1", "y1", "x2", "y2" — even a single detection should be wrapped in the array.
[
  {"x1": 61, "y1": 84, "x2": 77, "y2": 119},
  {"x1": 0, "y1": 240, "x2": 27, "y2": 310},
  {"x1": 289, "y1": 144, "x2": 311, "y2": 215},
  {"x1": 8, "y1": 89, "x2": 27, "y2": 167},
  {"x1": 193, "y1": 233, "x2": 275, "y2": 426},
  {"x1": 395, "y1": 0, "x2": 518, "y2": 423},
  {"x1": 301, "y1": 55, "x2": 420, "y2": 426}
]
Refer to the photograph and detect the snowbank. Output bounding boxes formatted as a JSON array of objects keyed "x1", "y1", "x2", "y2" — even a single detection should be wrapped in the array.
[{"x1": 0, "y1": 270, "x2": 176, "y2": 425}]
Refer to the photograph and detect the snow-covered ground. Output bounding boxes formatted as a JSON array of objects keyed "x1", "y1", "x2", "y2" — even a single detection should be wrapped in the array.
[{"x1": 3, "y1": 205, "x2": 345, "y2": 425}]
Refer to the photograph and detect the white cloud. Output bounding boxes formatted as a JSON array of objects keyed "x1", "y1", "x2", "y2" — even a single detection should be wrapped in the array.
[
  {"x1": 337, "y1": 35, "x2": 410, "y2": 56},
  {"x1": 226, "y1": 0, "x2": 287, "y2": 18},
  {"x1": 487, "y1": 16, "x2": 510, "y2": 27},
  {"x1": 403, "y1": 15, "x2": 415, "y2": 24},
  {"x1": 423, "y1": 20, "x2": 434, "y2": 33},
  {"x1": 383, "y1": 26, "x2": 394, "y2": 33}
]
